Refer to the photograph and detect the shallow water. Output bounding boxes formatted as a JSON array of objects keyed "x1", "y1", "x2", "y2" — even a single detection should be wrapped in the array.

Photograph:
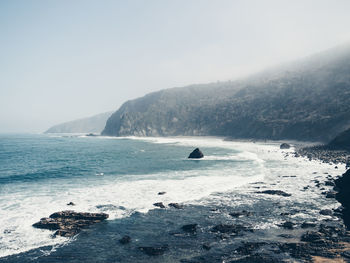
[{"x1": 0, "y1": 134, "x2": 345, "y2": 262}]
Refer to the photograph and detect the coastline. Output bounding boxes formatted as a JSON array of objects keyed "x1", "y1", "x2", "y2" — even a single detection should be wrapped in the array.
[{"x1": 1, "y1": 135, "x2": 350, "y2": 262}]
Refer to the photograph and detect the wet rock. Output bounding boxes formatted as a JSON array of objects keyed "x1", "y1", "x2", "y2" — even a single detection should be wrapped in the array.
[
  {"x1": 326, "y1": 191, "x2": 337, "y2": 198},
  {"x1": 32, "y1": 210, "x2": 109, "y2": 237},
  {"x1": 229, "y1": 210, "x2": 252, "y2": 217},
  {"x1": 256, "y1": 190, "x2": 291, "y2": 197},
  {"x1": 279, "y1": 221, "x2": 295, "y2": 230},
  {"x1": 202, "y1": 243, "x2": 211, "y2": 250},
  {"x1": 335, "y1": 169, "x2": 350, "y2": 229},
  {"x1": 280, "y1": 143, "x2": 291, "y2": 149},
  {"x1": 279, "y1": 234, "x2": 293, "y2": 238},
  {"x1": 301, "y1": 231, "x2": 324, "y2": 243},
  {"x1": 342, "y1": 250, "x2": 350, "y2": 259},
  {"x1": 234, "y1": 242, "x2": 266, "y2": 255},
  {"x1": 280, "y1": 212, "x2": 291, "y2": 216},
  {"x1": 139, "y1": 245, "x2": 168, "y2": 256},
  {"x1": 182, "y1": 224, "x2": 197, "y2": 233},
  {"x1": 157, "y1": 191, "x2": 166, "y2": 195},
  {"x1": 320, "y1": 209, "x2": 333, "y2": 216},
  {"x1": 188, "y1": 148, "x2": 204, "y2": 159},
  {"x1": 231, "y1": 254, "x2": 280, "y2": 263},
  {"x1": 211, "y1": 224, "x2": 248, "y2": 234},
  {"x1": 153, "y1": 202, "x2": 165, "y2": 208},
  {"x1": 301, "y1": 222, "x2": 317, "y2": 228},
  {"x1": 119, "y1": 235, "x2": 131, "y2": 244},
  {"x1": 325, "y1": 181, "x2": 335, "y2": 186},
  {"x1": 67, "y1": 202, "x2": 75, "y2": 206},
  {"x1": 168, "y1": 203, "x2": 183, "y2": 209}
]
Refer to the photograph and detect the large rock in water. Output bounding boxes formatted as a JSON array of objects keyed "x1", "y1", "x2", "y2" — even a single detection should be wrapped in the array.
[
  {"x1": 280, "y1": 143, "x2": 291, "y2": 149},
  {"x1": 335, "y1": 169, "x2": 350, "y2": 229},
  {"x1": 33, "y1": 210, "x2": 109, "y2": 237},
  {"x1": 188, "y1": 148, "x2": 204, "y2": 159}
]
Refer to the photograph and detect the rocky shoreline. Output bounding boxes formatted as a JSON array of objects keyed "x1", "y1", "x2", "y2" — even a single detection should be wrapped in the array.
[
  {"x1": 33, "y1": 211, "x2": 109, "y2": 237},
  {"x1": 296, "y1": 145, "x2": 350, "y2": 166},
  {"x1": 23, "y1": 145, "x2": 350, "y2": 262}
]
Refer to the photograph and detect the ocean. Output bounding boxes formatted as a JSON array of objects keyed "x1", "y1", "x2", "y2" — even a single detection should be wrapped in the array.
[{"x1": 0, "y1": 134, "x2": 345, "y2": 262}]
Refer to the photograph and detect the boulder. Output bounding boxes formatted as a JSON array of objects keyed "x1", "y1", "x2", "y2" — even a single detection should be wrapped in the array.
[
  {"x1": 157, "y1": 192, "x2": 166, "y2": 195},
  {"x1": 229, "y1": 210, "x2": 252, "y2": 217},
  {"x1": 119, "y1": 235, "x2": 131, "y2": 244},
  {"x1": 202, "y1": 243, "x2": 211, "y2": 250},
  {"x1": 256, "y1": 190, "x2": 291, "y2": 197},
  {"x1": 188, "y1": 148, "x2": 204, "y2": 159},
  {"x1": 280, "y1": 143, "x2": 291, "y2": 149},
  {"x1": 153, "y1": 202, "x2": 165, "y2": 208},
  {"x1": 211, "y1": 224, "x2": 248, "y2": 234},
  {"x1": 301, "y1": 222, "x2": 317, "y2": 229},
  {"x1": 279, "y1": 221, "x2": 295, "y2": 230},
  {"x1": 168, "y1": 203, "x2": 183, "y2": 209},
  {"x1": 139, "y1": 245, "x2": 168, "y2": 256},
  {"x1": 32, "y1": 210, "x2": 109, "y2": 237},
  {"x1": 319, "y1": 209, "x2": 333, "y2": 216},
  {"x1": 182, "y1": 224, "x2": 197, "y2": 233}
]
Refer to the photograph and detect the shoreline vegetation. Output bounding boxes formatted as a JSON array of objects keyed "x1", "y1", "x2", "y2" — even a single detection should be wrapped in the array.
[{"x1": 18, "y1": 136, "x2": 350, "y2": 262}]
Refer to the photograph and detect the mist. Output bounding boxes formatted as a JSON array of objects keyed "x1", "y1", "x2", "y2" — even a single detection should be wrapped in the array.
[{"x1": 1, "y1": 0, "x2": 350, "y2": 133}]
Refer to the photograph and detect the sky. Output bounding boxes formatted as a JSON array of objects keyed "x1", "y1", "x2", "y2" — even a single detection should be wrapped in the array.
[{"x1": 1, "y1": 0, "x2": 350, "y2": 133}]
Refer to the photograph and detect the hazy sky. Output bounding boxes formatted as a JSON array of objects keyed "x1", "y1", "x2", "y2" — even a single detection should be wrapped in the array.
[{"x1": 1, "y1": 0, "x2": 350, "y2": 133}]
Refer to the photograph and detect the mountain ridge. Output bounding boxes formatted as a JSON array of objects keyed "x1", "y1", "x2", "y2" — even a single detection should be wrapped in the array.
[
  {"x1": 102, "y1": 43, "x2": 350, "y2": 142},
  {"x1": 45, "y1": 111, "x2": 113, "y2": 134}
]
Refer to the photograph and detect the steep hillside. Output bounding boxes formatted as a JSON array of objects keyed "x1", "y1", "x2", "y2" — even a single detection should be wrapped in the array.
[
  {"x1": 46, "y1": 112, "x2": 113, "y2": 134},
  {"x1": 102, "y1": 44, "x2": 350, "y2": 142},
  {"x1": 328, "y1": 128, "x2": 350, "y2": 150}
]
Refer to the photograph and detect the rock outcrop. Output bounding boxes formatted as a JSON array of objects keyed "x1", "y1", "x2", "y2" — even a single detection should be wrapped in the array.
[
  {"x1": 188, "y1": 148, "x2": 204, "y2": 159},
  {"x1": 33, "y1": 210, "x2": 109, "y2": 237},
  {"x1": 280, "y1": 143, "x2": 291, "y2": 149},
  {"x1": 335, "y1": 169, "x2": 350, "y2": 229}
]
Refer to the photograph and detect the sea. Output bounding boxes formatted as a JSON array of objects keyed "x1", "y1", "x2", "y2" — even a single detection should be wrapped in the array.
[{"x1": 0, "y1": 134, "x2": 345, "y2": 262}]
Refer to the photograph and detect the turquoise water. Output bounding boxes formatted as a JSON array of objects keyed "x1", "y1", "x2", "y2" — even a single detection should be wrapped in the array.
[{"x1": 0, "y1": 134, "x2": 343, "y2": 262}]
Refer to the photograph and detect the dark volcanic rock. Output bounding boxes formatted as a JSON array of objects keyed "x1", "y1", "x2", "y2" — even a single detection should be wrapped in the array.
[
  {"x1": 202, "y1": 243, "x2": 211, "y2": 250},
  {"x1": 182, "y1": 224, "x2": 197, "y2": 233},
  {"x1": 158, "y1": 191, "x2": 166, "y2": 195},
  {"x1": 320, "y1": 209, "x2": 333, "y2": 216},
  {"x1": 229, "y1": 210, "x2": 252, "y2": 217},
  {"x1": 301, "y1": 222, "x2": 317, "y2": 229},
  {"x1": 67, "y1": 202, "x2": 75, "y2": 206},
  {"x1": 231, "y1": 254, "x2": 279, "y2": 263},
  {"x1": 211, "y1": 224, "x2": 248, "y2": 234},
  {"x1": 119, "y1": 235, "x2": 131, "y2": 244},
  {"x1": 168, "y1": 203, "x2": 183, "y2": 209},
  {"x1": 188, "y1": 148, "x2": 204, "y2": 159},
  {"x1": 279, "y1": 221, "x2": 295, "y2": 230},
  {"x1": 256, "y1": 190, "x2": 291, "y2": 197},
  {"x1": 335, "y1": 169, "x2": 350, "y2": 229},
  {"x1": 153, "y1": 202, "x2": 165, "y2": 208},
  {"x1": 32, "y1": 210, "x2": 109, "y2": 237},
  {"x1": 139, "y1": 245, "x2": 168, "y2": 256},
  {"x1": 300, "y1": 231, "x2": 324, "y2": 243},
  {"x1": 280, "y1": 143, "x2": 291, "y2": 149},
  {"x1": 325, "y1": 191, "x2": 337, "y2": 198}
]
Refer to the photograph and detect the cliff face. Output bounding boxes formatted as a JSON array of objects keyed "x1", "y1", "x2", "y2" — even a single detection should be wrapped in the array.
[
  {"x1": 46, "y1": 112, "x2": 113, "y2": 134},
  {"x1": 102, "y1": 44, "x2": 350, "y2": 142}
]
